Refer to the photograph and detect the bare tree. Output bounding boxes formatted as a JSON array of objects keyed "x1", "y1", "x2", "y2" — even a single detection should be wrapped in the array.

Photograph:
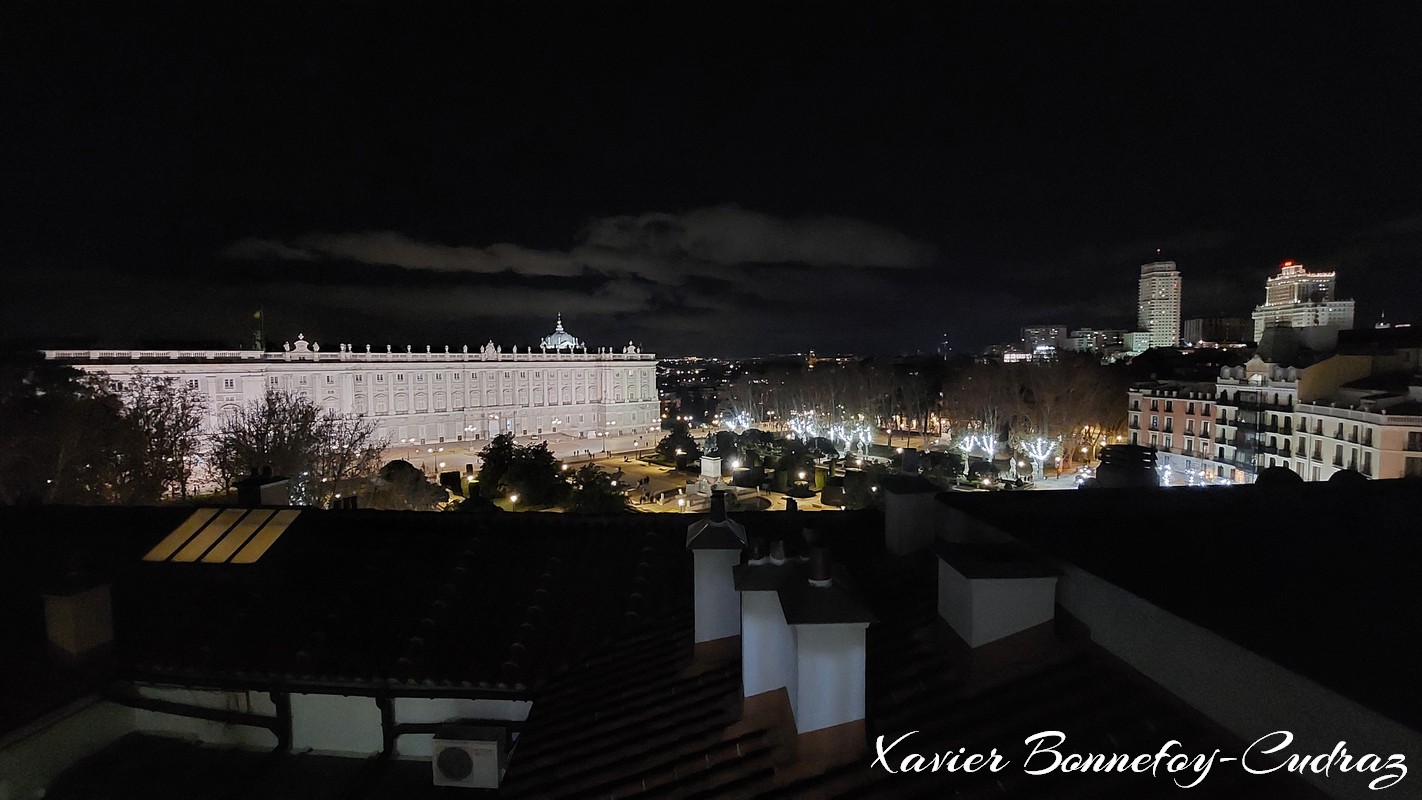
[
  {"x1": 945, "y1": 356, "x2": 1129, "y2": 468},
  {"x1": 118, "y1": 370, "x2": 208, "y2": 501},
  {"x1": 209, "y1": 390, "x2": 384, "y2": 507},
  {"x1": 944, "y1": 363, "x2": 1020, "y2": 445}
]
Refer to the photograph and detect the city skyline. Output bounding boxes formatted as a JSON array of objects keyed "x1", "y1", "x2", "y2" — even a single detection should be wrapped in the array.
[{"x1": 5, "y1": 3, "x2": 1422, "y2": 357}]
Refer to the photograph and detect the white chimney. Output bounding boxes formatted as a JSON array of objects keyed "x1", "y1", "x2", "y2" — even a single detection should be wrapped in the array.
[
  {"x1": 935, "y1": 541, "x2": 1059, "y2": 648},
  {"x1": 782, "y1": 543, "x2": 875, "y2": 734},
  {"x1": 686, "y1": 494, "x2": 746, "y2": 650},
  {"x1": 734, "y1": 536, "x2": 797, "y2": 700},
  {"x1": 44, "y1": 570, "x2": 113, "y2": 665}
]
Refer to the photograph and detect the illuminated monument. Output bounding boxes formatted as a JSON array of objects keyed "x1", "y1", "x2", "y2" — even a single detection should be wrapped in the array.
[{"x1": 44, "y1": 317, "x2": 658, "y2": 445}]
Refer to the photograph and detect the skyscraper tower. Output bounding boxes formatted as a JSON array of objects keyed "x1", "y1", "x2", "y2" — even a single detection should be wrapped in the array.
[
  {"x1": 1251, "y1": 261, "x2": 1354, "y2": 341},
  {"x1": 1137, "y1": 261, "x2": 1182, "y2": 349}
]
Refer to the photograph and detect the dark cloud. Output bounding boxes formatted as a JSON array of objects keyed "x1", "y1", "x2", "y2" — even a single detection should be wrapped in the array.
[
  {"x1": 575, "y1": 206, "x2": 936, "y2": 273},
  {"x1": 225, "y1": 206, "x2": 936, "y2": 279},
  {"x1": 199, "y1": 207, "x2": 940, "y2": 354}
]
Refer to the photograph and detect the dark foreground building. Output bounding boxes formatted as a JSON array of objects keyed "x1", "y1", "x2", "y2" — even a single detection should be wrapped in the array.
[{"x1": 2, "y1": 482, "x2": 1419, "y2": 798}]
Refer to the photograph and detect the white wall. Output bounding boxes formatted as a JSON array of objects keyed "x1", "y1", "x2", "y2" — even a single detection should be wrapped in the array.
[
  {"x1": 792, "y1": 624, "x2": 868, "y2": 734},
  {"x1": 0, "y1": 698, "x2": 132, "y2": 800},
  {"x1": 1057, "y1": 563, "x2": 1422, "y2": 800},
  {"x1": 937, "y1": 562, "x2": 1057, "y2": 647},
  {"x1": 693, "y1": 549, "x2": 742, "y2": 643},
  {"x1": 0, "y1": 685, "x2": 284, "y2": 800},
  {"x1": 0, "y1": 686, "x2": 543, "y2": 797},
  {"x1": 290, "y1": 694, "x2": 383, "y2": 756},
  {"x1": 741, "y1": 591, "x2": 797, "y2": 701},
  {"x1": 131, "y1": 686, "x2": 277, "y2": 749}
]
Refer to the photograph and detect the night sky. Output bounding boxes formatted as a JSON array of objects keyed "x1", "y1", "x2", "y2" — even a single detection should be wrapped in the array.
[{"x1": 4, "y1": 2, "x2": 1422, "y2": 356}]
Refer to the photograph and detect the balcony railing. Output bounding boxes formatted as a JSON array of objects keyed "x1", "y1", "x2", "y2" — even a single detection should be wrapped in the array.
[{"x1": 1297, "y1": 402, "x2": 1422, "y2": 427}]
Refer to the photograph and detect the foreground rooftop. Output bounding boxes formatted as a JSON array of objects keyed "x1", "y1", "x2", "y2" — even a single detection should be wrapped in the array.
[{"x1": 6, "y1": 483, "x2": 1418, "y2": 798}]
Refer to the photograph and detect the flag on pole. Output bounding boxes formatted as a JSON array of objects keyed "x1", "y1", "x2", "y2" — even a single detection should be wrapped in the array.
[{"x1": 253, "y1": 309, "x2": 265, "y2": 351}]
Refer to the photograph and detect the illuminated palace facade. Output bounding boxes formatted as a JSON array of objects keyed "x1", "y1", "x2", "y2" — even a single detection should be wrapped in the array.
[{"x1": 43, "y1": 317, "x2": 660, "y2": 446}]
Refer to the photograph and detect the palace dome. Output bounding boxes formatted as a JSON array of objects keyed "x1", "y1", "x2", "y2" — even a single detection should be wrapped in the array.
[{"x1": 540, "y1": 315, "x2": 584, "y2": 351}]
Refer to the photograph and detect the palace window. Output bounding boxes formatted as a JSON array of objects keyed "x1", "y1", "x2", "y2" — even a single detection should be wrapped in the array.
[{"x1": 223, "y1": 378, "x2": 235, "y2": 390}]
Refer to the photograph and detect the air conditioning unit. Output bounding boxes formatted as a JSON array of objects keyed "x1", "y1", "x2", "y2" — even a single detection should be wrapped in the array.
[{"x1": 432, "y1": 725, "x2": 508, "y2": 789}]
